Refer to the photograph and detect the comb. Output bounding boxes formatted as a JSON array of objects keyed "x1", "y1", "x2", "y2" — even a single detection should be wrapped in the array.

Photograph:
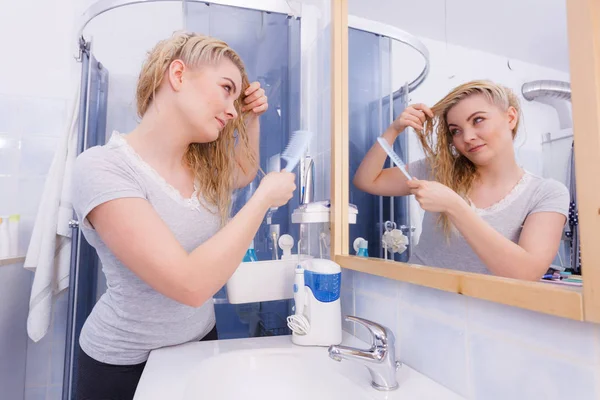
[
  {"x1": 281, "y1": 130, "x2": 314, "y2": 172},
  {"x1": 377, "y1": 137, "x2": 412, "y2": 180},
  {"x1": 265, "y1": 130, "x2": 314, "y2": 223}
]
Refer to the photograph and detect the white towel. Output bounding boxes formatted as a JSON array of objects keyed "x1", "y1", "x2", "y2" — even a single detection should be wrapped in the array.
[{"x1": 24, "y1": 70, "x2": 81, "y2": 342}]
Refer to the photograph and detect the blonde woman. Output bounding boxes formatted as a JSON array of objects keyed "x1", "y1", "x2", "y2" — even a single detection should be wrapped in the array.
[
  {"x1": 354, "y1": 80, "x2": 569, "y2": 281},
  {"x1": 72, "y1": 31, "x2": 296, "y2": 399}
]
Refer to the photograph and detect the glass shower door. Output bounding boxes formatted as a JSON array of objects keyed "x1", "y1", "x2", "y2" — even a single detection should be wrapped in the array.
[
  {"x1": 186, "y1": 3, "x2": 301, "y2": 339},
  {"x1": 348, "y1": 28, "x2": 410, "y2": 262}
]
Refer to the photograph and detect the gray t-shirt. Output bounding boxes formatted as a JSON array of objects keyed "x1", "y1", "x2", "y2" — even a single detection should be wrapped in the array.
[
  {"x1": 407, "y1": 159, "x2": 570, "y2": 275},
  {"x1": 72, "y1": 131, "x2": 220, "y2": 365}
]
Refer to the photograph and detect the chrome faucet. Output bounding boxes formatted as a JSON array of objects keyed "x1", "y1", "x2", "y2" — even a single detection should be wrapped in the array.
[{"x1": 328, "y1": 316, "x2": 401, "y2": 391}]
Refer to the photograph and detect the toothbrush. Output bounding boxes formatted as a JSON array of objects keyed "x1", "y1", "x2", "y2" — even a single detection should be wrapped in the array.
[
  {"x1": 377, "y1": 136, "x2": 412, "y2": 180},
  {"x1": 293, "y1": 265, "x2": 305, "y2": 316}
]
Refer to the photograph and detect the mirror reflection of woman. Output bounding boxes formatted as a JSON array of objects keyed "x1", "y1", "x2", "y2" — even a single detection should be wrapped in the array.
[{"x1": 354, "y1": 80, "x2": 569, "y2": 281}]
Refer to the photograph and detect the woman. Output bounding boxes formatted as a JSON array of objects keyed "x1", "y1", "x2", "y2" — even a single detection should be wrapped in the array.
[
  {"x1": 72, "y1": 31, "x2": 296, "y2": 399},
  {"x1": 353, "y1": 80, "x2": 569, "y2": 281}
]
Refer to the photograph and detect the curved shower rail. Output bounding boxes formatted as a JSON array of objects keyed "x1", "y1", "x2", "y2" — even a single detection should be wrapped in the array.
[
  {"x1": 77, "y1": 0, "x2": 296, "y2": 38},
  {"x1": 348, "y1": 15, "x2": 430, "y2": 96},
  {"x1": 78, "y1": 0, "x2": 430, "y2": 97}
]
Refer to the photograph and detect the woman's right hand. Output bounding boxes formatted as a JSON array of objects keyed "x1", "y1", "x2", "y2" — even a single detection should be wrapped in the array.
[
  {"x1": 256, "y1": 171, "x2": 297, "y2": 208},
  {"x1": 391, "y1": 103, "x2": 434, "y2": 134}
]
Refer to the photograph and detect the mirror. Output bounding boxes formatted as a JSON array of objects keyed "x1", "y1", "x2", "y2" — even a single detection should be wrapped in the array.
[{"x1": 346, "y1": 0, "x2": 580, "y2": 285}]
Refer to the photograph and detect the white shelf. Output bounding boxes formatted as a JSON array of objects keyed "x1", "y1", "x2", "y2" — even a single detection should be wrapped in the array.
[{"x1": 0, "y1": 255, "x2": 26, "y2": 266}]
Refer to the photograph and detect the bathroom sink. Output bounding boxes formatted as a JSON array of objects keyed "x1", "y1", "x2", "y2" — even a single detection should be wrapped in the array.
[
  {"x1": 181, "y1": 347, "x2": 371, "y2": 399},
  {"x1": 134, "y1": 332, "x2": 464, "y2": 400}
]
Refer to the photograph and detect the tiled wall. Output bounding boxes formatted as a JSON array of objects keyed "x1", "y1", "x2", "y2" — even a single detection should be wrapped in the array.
[
  {"x1": 0, "y1": 2, "x2": 76, "y2": 397},
  {"x1": 341, "y1": 270, "x2": 600, "y2": 399},
  {"x1": 0, "y1": 92, "x2": 72, "y2": 400}
]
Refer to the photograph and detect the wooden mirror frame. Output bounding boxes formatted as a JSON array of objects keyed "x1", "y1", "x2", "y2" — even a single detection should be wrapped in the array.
[{"x1": 329, "y1": 0, "x2": 600, "y2": 322}]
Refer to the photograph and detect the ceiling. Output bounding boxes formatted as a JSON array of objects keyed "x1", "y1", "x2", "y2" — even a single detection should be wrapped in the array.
[{"x1": 348, "y1": 0, "x2": 571, "y2": 73}]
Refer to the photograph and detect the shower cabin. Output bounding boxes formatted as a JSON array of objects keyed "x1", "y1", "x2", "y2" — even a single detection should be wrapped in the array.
[
  {"x1": 347, "y1": 17, "x2": 429, "y2": 261},
  {"x1": 63, "y1": 1, "x2": 430, "y2": 398}
]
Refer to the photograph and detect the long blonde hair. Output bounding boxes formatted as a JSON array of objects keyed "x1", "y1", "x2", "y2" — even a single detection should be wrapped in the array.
[
  {"x1": 136, "y1": 31, "x2": 256, "y2": 225},
  {"x1": 415, "y1": 80, "x2": 521, "y2": 237}
]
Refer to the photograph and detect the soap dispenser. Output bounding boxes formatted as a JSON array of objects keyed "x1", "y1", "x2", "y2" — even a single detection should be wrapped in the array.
[
  {"x1": 243, "y1": 240, "x2": 258, "y2": 262},
  {"x1": 353, "y1": 237, "x2": 369, "y2": 257},
  {"x1": 357, "y1": 239, "x2": 369, "y2": 257}
]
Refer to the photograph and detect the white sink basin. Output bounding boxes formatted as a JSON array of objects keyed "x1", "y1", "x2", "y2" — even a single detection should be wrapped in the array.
[
  {"x1": 134, "y1": 332, "x2": 464, "y2": 400},
  {"x1": 182, "y1": 347, "x2": 371, "y2": 400}
]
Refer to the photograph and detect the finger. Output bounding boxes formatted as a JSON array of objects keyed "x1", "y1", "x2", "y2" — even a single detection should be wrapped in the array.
[
  {"x1": 244, "y1": 81, "x2": 260, "y2": 96},
  {"x1": 413, "y1": 103, "x2": 434, "y2": 118},
  {"x1": 244, "y1": 97, "x2": 267, "y2": 111},
  {"x1": 252, "y1": 103, "x2": 268, "y2": 114},
  {"x1": 244, "y1": 97, "x2": 268, "y2": 113},
  {"x1": 403, "y1": 113, "x2": 423, "y2": 127},
  {"x1": 406, "y1": 179, "x2": 421, "y2": 189},
  {"x1": 244, "y1": 88, "x2": 265, "y2": 104},
  {"x1": 406, "y1": 107, "x2": 427, "y2": 124},
  {"x1": 244, "y1": 99, "x2": 269, "y2": 112},
  {"x1": 406, "y1": 121, "x2": 423, "y2": 132}
]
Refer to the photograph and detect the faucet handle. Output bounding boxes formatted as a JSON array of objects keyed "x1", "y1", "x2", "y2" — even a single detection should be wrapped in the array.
[{"x1": 345, "y1": 315, "x2": 395, "y2": 348}]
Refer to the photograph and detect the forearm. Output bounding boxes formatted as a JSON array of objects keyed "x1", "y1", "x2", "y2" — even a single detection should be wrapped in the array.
[
  {"x1": 234, "y1": 116, "x2": 260, "y2": 188},
  {"x1": 353, "y1": 125, "x2": 409, "y2": 195},
  {"x1": 184, "y1": 192, "x2": 269, "y2": 305},
  {"x1": 446, "y1": 200, "x2": 543, "y2": 280}
]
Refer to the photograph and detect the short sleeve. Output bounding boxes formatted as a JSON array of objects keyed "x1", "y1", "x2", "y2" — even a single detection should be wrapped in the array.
[
  {"x1": 529, "y1": 178, "x2": 570, "y2": 218},
  {"x1": 406, "y1": 158, "x2": 432, "y2": 180},
  {"x1": 72, "y1": 146, "x2": 146, "y2": 229}
]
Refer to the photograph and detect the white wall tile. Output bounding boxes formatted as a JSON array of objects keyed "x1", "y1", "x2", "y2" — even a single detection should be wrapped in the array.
[
  {"x1": 398, "y1": 303, "x2": 469, "y2": 397},
  {"x1": 24, "y1": 386, "x2": 46, "y2": 400},
  {"x1": 0, "y1": 176, "x2": 19, "y2": 215},
  {"x1": 399, "y1": 282, "x2": 467, "y2": 323},
  {"x1": 468, "y1": 297, "x2": 600, "y2": 365},
  {"x1": 0, "y1": 95, "x2": 24, "y2": 133},
  {"x1": 354, "y1": 292, "x2": 399, "y2": 345},
  {"x1": 46, "y1": 385, "x2": 63, "y2": 400},
  {"x1": 19, "y1": 136, "x2": 59, "y2": 177},
  {"x1": 18, "y1": 215, "x2": 36, "y2": 256},
  {"x1": 25, "y1": 333, "x2": 52, "y2": 388},
  {"x1": 469, "y1": 331, "x2": 598, "y2": 400},
  {"x1": 341, "y1": 268, "x2": 354, "y2": 290},
  {"x1": 353, "y1": 270, "x2": 399, "y2": 299},
  {"x1": 18, "y1": 177, "x2": 47, "y2": 216},
  {"x1": 340, "y1": 286, "x2": 355, "y2": 334},
  {"x1": 0, "y1": 263, "x2": 31, "y2": 400},
  {"x1": 0, "y1": 134, "x2": 21, "y2": 175},
  {"x1": 21, "y1": 97, "x2": 68, "y2": 136}
]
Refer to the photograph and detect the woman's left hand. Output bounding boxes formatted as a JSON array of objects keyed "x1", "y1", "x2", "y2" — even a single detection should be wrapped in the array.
[
  {"x1": 406, "y1": 179, "x2": 463, "y2": 213},
  {"x1": 242, "y1": 81, "x2": 268, "y2": 117}
]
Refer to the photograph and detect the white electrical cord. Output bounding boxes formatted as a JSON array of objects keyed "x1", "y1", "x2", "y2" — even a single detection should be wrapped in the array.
[{"x1": 287, "y1": 314, "x2": 310, "y2": 335}]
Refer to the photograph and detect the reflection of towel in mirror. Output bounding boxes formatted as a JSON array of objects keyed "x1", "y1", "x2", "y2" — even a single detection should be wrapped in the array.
[
  {"x1": 24, "y1": 78, "x2": 80, "y2": 342},
  {"x1": 409, "y1": 196, "x2": 424, "y2": 246}
]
